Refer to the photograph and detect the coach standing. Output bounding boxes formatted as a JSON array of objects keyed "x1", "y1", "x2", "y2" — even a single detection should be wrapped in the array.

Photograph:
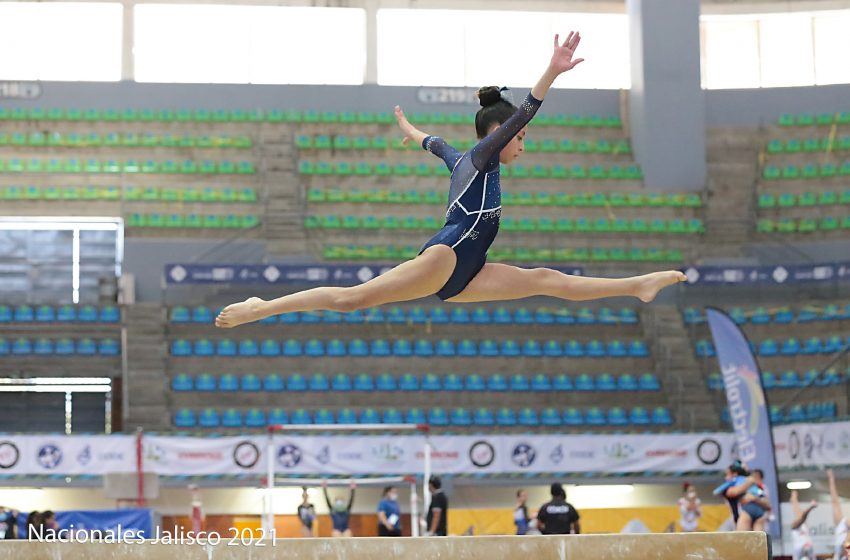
[{"x1": 537, "y1": 482, "x2": 580, "y2": 534}]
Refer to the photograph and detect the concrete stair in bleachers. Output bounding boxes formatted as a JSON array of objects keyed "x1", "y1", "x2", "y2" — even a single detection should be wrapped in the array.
[
  {"x1": 124, "y1": 304, "x2": 170, "y2": 429},
  {"x1": 261, "y1": 125, "x2": 309, "y2": 257}
]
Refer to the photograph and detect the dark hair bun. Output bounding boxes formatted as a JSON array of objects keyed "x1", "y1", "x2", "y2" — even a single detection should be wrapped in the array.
[{"x1": 478, "y1": 86, "x2": 502, "y2": 108}]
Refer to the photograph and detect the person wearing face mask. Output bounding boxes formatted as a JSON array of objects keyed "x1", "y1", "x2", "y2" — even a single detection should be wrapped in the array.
[
  {"x1": 322, "y1": 479, "x2": 356, "y2": 537},
  {"x1": 377, "y1": 486, "x2": 402, "y2": 537},
  {"x1": 678, "y1": 483, "x2": 702, "y2": 532},
  {"x1": 297, "y1": 488, "x2": 317, "y2": 538},
  {"x1": 0, "y1": 506, "x2": 19, "y2": 540}
]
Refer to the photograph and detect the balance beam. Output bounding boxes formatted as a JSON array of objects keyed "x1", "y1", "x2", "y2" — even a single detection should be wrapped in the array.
[{"x1": 0, "y1": 532, "x2": 770, "y2": 560}]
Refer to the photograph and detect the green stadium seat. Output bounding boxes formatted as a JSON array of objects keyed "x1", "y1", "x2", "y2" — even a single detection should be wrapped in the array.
[
  {"x1": 799, "y1": 218, "x2": 817, "y2": 233},
  {"x1": 782, "y1": 165, "x2": 800, "y2": 179},
  {"x1": 758, "y1": 193, "x2": 776, "y2": 208},
  {"x1": 819, "y1": 191, "x2": 837, "y2": 205},
  {"x1": 820, "y1": 163, "x2": 837, "y2": 177},
  {"x1": 820, "y1": 217, "x2": 839, "y2": 231},
  {"x1": 797, "y1": 113, "x2": 814, "y2": 126},
  {"x1": 766, "y1": 139, "x2": 783, "y2": 153},
  {"x1": 763, "y1": 165, "x2": 780, "y2": 180}
]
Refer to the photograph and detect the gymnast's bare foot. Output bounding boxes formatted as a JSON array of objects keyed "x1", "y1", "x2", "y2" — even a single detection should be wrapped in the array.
[
  {"x1": 215, "y1": 297, "x2": 266, "y2": 328},
  {"x1": 634, "y1": 271, "x2": 687, "y2": 303}
]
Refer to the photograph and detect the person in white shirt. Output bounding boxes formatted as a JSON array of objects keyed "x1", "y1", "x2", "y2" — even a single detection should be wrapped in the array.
[
  {"x1": 789, "y1": 490, "x2": 816, "y2": 560},
  {"x1": 828, "y1": 469, "x2": 850, "y2": 560},
  {"x1": 678, "y1": 483, "x2": 702, "y2": 532}
]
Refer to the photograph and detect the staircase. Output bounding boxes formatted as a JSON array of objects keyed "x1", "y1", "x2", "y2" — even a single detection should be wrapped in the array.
[
  {"x1": 123, "y1": 304, "x2": 169, "y2": 429},
  {"x1": 701, "y1": 127, "x2": 761, "y2": 260},
  {"x1": 644, "y1": 304, "x2": 722, "y2": 430},
  {"x1": 259, "y1": 124, "x2": 309, "y2": 257}
]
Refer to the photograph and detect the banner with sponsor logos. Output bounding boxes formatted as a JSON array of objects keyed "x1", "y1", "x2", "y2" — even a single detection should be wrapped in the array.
[
  {"x1": 707, "y1": 308, "x2": 781, "y2": 538},
  {"x1": 684, "y1": 261, "x2": 850, "y2": 286},
  {"x1": 5, "y1": 425, "x2": 850, "y2": 477},
  {"x1": 164, "y1": 264, "x2": 585, "y2": 286}
]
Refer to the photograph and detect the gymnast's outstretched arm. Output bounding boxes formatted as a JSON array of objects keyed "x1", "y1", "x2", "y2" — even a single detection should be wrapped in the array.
[
  {"x1": 469, "y1": 32, "x2": 584, "y2": 171},
  {"x1": 394, "y1": 105, "x2": 462, "y2": 170}
]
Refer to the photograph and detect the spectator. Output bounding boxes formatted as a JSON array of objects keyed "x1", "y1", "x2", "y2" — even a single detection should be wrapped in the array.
[
  {"x1": 514, "y1": 489, "x2": 530, "y2": 535},
  {"x1": 41, "y1": 511, "x2": 58, "y2": 533},
  {"x1": 0, "y1": 507, "x2": 18, "y2": 540},
  {"x1": 727, "y1": 469, "x2": 771, "y2": 532},
  {"x1": 322, "y1": 479, "x2": 356, "y2": 537},
  {"x1": 789, "y1": 490, "x2": 816, "y2": 560},
  {"x1": 26, "y1": 511, "x2": 42, "y2": 539},
  {"x1": 678, "y1": 483, "x2": 702, "y2": 532},
  {"x1": 828, "y1": 468, "x2": 850, "y2": 560},
  {"x1": 713, "y1": 460, "x2": 749, "y2": 525},
  {"x1": 377, "y1": 486, "x2": 402, "y2": 537},
  {"x1": 426, "y1": 476, "x2": 448, "y2": 536},
  {"x1": 537, "y1": 482, "x2": 580, "y2": 535},
  {"x1": 297, "y1": 489, "x2": 316, "y2": 538}
]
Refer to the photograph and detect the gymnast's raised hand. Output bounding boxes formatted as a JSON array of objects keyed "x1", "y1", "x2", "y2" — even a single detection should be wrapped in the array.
[{"x1": 217, "y1": 31, "x2": 684, "y2": 328}]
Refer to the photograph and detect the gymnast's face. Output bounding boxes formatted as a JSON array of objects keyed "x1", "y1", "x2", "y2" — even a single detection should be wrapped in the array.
[{"x1": 489, "y1": 123, "x2": 527, "y2": 165}]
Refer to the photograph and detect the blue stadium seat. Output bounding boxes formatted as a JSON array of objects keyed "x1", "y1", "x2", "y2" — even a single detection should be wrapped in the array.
[
  {"x1": 100, "y1": 306, "x2": 119, "y2": 322},
  {"x1": 305, "y1": 339, "x2": 325, "y2": 356},
  {"x1": 639, "y1": 373, "x2": 660, "y2": 391},
  {"x1": 509, "y1": 374, "x2": 529, "y2": 391},
  {"x1": 323, "y1": 311, "x2": 342, "y2": 324},
  {"x1": 797, "y1": 308, "x2": 818, "y2": 323},
  {"x1": 695, "y1": 340, "x2": 715, "y2": 358},
  {"x1": 465, "y1": 374, "x2": 486, "y2": 391},
  {"x1": 35, "y1": 305, "x2": 55, "y2": 322},
  {"x1": 174, "y1": 409, "x2": 196, "y2": 428},
  {"x1": 0, "y1": 305, "x2": 11, "y2": 322},
  {"x1": 683, "y1": 307, "x2": 703, "y2": 324},
  {"x1": 450, "y1": 308, "x2": 470, "y2": 324},
  {"x1": 239, "y1": 340, "x2": 258, "y2": 356},
  {"x1": 788, "y1": 404, "x2": 806, "y2": 423},
  {"x1": 651, "y1": 407, "x2": 673, "y2": 425},
  {"x1": 436, "y1": 339, "x2": 455, "y2": 357},
  {"x1": 392, "y1": 339, "x2": 412, "y2": 356},
  {"x1": 801, "y1": 337, "x2": 822, "y2": 355},
  {"x1": 172, "y1": 374, "x2": 193, "y2": 391},
  {"x1": 55, "y1": 305, "x2": 75, "y2": 322},
  {"x1": 14, "y1": 305, "x2": 34, "y2": 322},
  {"x1": 543, "y1": 340, "x2": 563, "y2": 357},
  {"x1": 309, "y1": 374, "x2": 329, "y2": 392},
  {"x1": 302, "y1": 311, "x2": 322, "y2": 323},
  {"x1": 291, "y1": 409, "x2": 312, "y2": 425},
  {"x1": 349, "y1": 339, "x2": 369, "y2": 357},
  {"x1": 564, "y1": 340, "x2": 584, "y2": 357},
  {"x1": 628, "y1": 340, "x2": 649, "y2": 357},
  {"x1": 514, "y1": 308, "x2": 533, "y2": 324},
  {"x1": 518, "y1": 408, "x2": 539, "y2": 426},
  {"x1": 750, "y1": 307, "x2": 770, "y2": 325},
  {"x1": 608, "y1": 407, "x2": 629, "y2": 426},
  {"x1": 597, "y1": 373, "x2": 617, "y2": 391},
  {"x1": 444, "y1": 374, "x2": 464, "y2": 391},
  {"x1": 170, "y1": 306, "x2": 190, "y2": 323},
  {"x1": 473, "y1": 408, "x2": 495, "y2": 426},
  {"x1": 189, "y1": 339, "x2": 210, "y2": 356},
  {"x1": 421, "y1": 373, "x2": 441, "y2": 391},
  {"x1": 33, "y1": 338, "x2": 53, "y2": 355},
  {"x1": 405, "y1": 408, "x2": 426, "y2": 424},
  {"x1": 287, "y1": 374, "x2": 307, "y2": 392},
  {"x1": 487, "y1": 374, "x2": 508, "y2": 391},
  {"x1": 199, "y1": 409, "x2": 220, "y2": 427},
  {"x1": 222, "y1": 409, "x2": 243, "y2": 427},
  {"x1": 387, "y1": 307, "x2": 406, "y2": 324},
  {"x1": 607, "y1": 339, "x2": 627, "y2": 357},
  {"x1": 555, "y1": 308, "x2": 575, "y2": 324},
  {"x1": 772, "y1": 308, "x2": 793, "y2": 324},
  {"x1": 620, "y1": 308, "x2": 639, "y2": 324},
  {"x1": 195, "y1": 374, "x2": 216, "y2": 391},
  {"x1": 376, "y1": 373, "x2": 397, "y2": 391},
  {"x1": 280, "y1": 312, "x2": 300, "y2": 324},
  {"x1": 630, "y1": 407, "x2": 650, "y2": 425},
  {"x1": 575, "y1": 374, "x2": 594, "y2": 391},
  {"x1": 821, "y1": 401, "x2": 836, "y2": 418},
  {"x1": 779, "y1": 370, "x2": 801, "y2": 388},
  {"x1": 760, "y1": 371, "x2": 776, "y2": 389},
  {"x1": 268, "y1": 408, "x2": 289, "y2": 425},
  {"x1": 598, "y1": 308, "x2": 617, "y2": 325},
  {"x1": 0, "y1": 337, "x2": 10, "y2": 354},
  {"x1": 383, "y1": 408, "x2": 403, "y2": 424},
  {"x1": 331, "y1": 373, "x2": 352, "y2": 392},
  {"x1": 364, "y1": 308, "x2": 384, "y2": 323},
  {"x1": 77, "y1": 338, "x2": 97, "y2": 355},
  {"x1": 492, "y1": 307, "x2": 512, "y2": 324},
  {"x1": 553, "y1": 374, "x2": 573, "y2": 391},
  {"x1": 414, "y1": 339, "x2": 433, "y2": 357},
  {"x1": 283, "y1": 340, "x2": 302, "y2": 356},
  {"x1": 258, "y1": 314, "x2": 278, "y2": 325},
  {"x1": 501, "y1": 340, "x2": 521, "y2": 357},
  {"x1": 78, "y1": 306, "x2": 98, "y2": 322},
  {"x1": 586, "y1": 407, "x2": 606, "y2": 426},
  {"x1": 769, "y1": 406, "x2": 783, "y2": 424},
  {"x1": 576, "y1": 308, "x2": 595, "y2": 324},
  {"x1": 409, "y1": 307, "x2": 427, "y2": 324},
  {"x1": 758, "y1": 339, "x2": 778, "y2": 356},
  {"x1": 586, "y1": 340, "x2": 606, "y2": 357},
  {"x1": 54, "y1": 338, "x2": 72, "y2": 355},
  {"x1": 328, "y1": 339, "x2": 348, "y2": 356},
  {"x1": 522, "y1": 339, "x2": 542, "y2": 356},
  {"x1": 264, "y1": 374, "x2": 285, "y2": 392},
  {"x1": 728, "y1": 307, "x2": 747, "y2": 325},
  {"x1": 540, "y1": 407, "x2": 561, "y2": 426},
  {"x1": 617, "y1": 374, "x2": 638, "y2": 391},
  {"x1": 781, "y1": 338, "x2": 801, "y2": 356},
  {"x1": 341, "y1": 310, "x2": 362, "y2": 323},
  {"x1": 471, "y1": 308, "x2": 490, "y2": 323},
  {"x1": 824, "y1": 336, "x2": 844, "y2": 353},
  {"x1": 99, "y1": 338, "x2": 119, "y2": 355},
  {"x1": 427, "y1": 307, "x2": 448, "y2": 324},
  {"x1": 239, "y1": 374, "x2": 261, "y2": 392},
  {"x1": 707, "y1": 372, "x2": 723, "y2": 390},
  {"x1": 260, "y1": 339, "x2": 281, "y2": 357},
  {"x1": 457, "y1": 339, "x2": 477, "y2": 356},
  {"x1": 245, "y1": 409, "x2": 266, "y2": 427},
  {"x1": 337, "y1": 409, "x2": 358, "y2": 424},
  {"x1": 496, "y1": 408, "x2": 517, "y2": 426},
  {"x1": 480, "y1": 339, "x2": 499, "y2": 357},
  {"x1": 535, "y1": 308, "x2": 554, "y2": 324},
  {"x1": 353, "y1": 373, "x2": 373, "y2": 391},
  {"x1": 399, "y1": 373, "x2": 419, "y2": 391},
  {"x1": 429, "y1": 408, "x2": 449, "y2": 426},
  {"x1": 219, "y1": 374, "x2": 239, "y2": 391},
  {"x1": 370, "y1": 339, "x2": 390, "y2": 357},
  {"x1": 217, "y1": 339, "x2": 236, "y2": 356},
  {"x1": 192, "y1": 306, "x2": 212, "y2": 323},
  {"x1": 360, "y1": 408, "x2": 381, "y2": 424},
  {"x1": 563, "y1": 407, "x2": 584, "y2": 426},
  {"x1": 531, "y1": 374, "x2": 551, "y2": 391}
]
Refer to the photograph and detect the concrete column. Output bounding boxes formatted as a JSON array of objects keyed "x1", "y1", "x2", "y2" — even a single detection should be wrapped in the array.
[
  {"x1": 364, "y1": 0, "x2": 379, "y2": 84},
  {"x1": 627, "y1": 0, "x2": 706, "y2": 191},
  {"x1": 121, "y1": 0, "x2": 134, "y2": 81}
]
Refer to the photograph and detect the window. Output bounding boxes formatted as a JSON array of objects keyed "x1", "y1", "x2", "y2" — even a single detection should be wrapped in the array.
[
  {"x1": 0, "y1": 2, "x2": 122, "y2": 81},
  {"x1": 134, "y1": 5, "x2": 366, "y2": 84},
  {"x1": 377, "y1": 9, "x2": 630, "y2": 89},
  {"x1": 813, "y1": 11, "x2": 850, "y2": 85},
  {"x1": 701, "y1": 17, "x2": 760, "y2": 89},
  {"x1": 758, "y1": 14, "x2": 814, "y2": 88}
]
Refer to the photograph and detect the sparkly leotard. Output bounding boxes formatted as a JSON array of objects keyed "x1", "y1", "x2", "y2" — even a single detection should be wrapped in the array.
[{"x1": 419, "y1": 92, "x2": 543, "y2": 300}]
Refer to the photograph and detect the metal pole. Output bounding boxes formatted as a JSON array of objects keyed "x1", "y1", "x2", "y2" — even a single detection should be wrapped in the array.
[
  {"x1": 135, "y1": 427, "x2": 145, "y2": 507},
  {"x1": 422, "y1": 435, "x2": 431, "y2": 532},
  {"x1": 409, "y1": 478, "x2": 419, "y2": 537},
  {"x1": 266, "y1": 427, "x2": 275, "y2": 533}
]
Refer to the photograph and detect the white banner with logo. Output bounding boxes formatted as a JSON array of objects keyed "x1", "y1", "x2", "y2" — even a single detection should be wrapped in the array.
[{"x1": 3, "y1": 423, "x2": 850, "y2": 476}]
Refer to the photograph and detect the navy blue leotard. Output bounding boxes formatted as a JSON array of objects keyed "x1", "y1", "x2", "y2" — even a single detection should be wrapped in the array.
[{"x1": 419, "y1": 92, "x2": 543, "y2": 300}]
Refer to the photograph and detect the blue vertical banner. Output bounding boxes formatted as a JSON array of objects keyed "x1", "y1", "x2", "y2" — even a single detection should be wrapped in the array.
[{"x1": 706, "y1": 307, "x2": 781, "y2": 538}]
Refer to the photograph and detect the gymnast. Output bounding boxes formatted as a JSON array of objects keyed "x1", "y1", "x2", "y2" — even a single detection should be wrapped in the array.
[{"x1": 216, "y1": 31, "x2": 686, "y2": 329}]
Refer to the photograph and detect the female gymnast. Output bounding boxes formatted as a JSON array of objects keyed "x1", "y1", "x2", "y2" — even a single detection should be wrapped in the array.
[{"x1": 216, "y1": 31, "x2": 686, "y2": 329}]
